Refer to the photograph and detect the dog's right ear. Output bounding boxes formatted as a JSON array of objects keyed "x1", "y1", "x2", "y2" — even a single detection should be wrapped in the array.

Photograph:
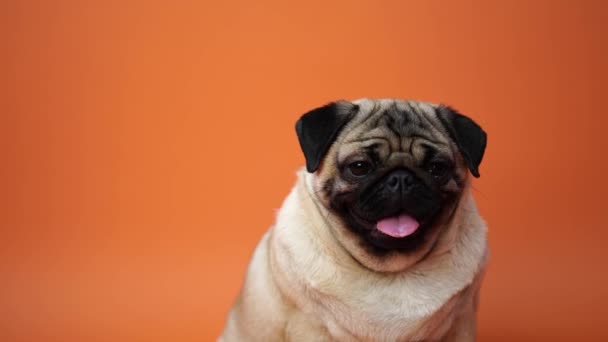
[{"x1": 295, "y1": 101, "x2": 358, "y2": 173}]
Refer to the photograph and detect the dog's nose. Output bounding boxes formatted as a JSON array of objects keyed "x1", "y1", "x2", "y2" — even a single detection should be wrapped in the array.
[{"x1": 386, "y1": 169, "x2": 415, "y2": 193}]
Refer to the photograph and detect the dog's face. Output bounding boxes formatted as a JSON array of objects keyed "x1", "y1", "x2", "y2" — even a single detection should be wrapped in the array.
[{"x1": 296, "y1": 99, "x2": 486, "y2": 264}]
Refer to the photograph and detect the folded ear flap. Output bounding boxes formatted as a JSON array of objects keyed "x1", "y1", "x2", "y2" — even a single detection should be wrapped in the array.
[
  {"x1": 437, "y1": 106, "x2": 487, "y2": 178},
  {"x1": 295, "y1": 101, "x2": 358, "y2": 173}
]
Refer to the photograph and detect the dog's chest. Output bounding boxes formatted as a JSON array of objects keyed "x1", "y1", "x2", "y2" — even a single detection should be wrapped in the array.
[{"x1": 296, "y1": 278, "x2": 464, "y2": 342}]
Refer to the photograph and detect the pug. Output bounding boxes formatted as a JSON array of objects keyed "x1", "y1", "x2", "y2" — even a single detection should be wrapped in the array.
[{"x1": 220, "y1": 99, "x2": 488, "y2": 342}]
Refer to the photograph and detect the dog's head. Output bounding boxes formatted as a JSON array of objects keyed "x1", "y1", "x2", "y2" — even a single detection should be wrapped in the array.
[{"x1": 296, "y1": 99, "x2": 486, "y2": 270}]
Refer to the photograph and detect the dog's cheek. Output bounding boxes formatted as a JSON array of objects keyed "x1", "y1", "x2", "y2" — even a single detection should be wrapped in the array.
[
  {"x1": 443, "y1": 179, "x2": 460, "y2": 193},
  {"x1": 328, "y1": 183, "x2": 361, "y2": 213},
  {"x1": 321, "y1": 178, "x2": 335, "y2": 199},
  {"x1": 318, "y1": 176, "x2": 351, "y2": 207}
]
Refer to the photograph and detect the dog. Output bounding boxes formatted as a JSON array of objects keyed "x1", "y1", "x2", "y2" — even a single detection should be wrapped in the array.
[{"x1": 220, "y1": 98, "x2": 488, "y2": 341}]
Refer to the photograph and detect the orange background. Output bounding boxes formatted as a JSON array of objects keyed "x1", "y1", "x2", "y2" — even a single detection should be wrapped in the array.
[{"x1": 3, "y1": 0, "x2": 608, "y2": 341}]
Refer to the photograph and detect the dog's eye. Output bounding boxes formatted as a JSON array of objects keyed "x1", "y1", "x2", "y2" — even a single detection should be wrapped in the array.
[
  {"x1": 427, "y1": 161, "x2": 451, "y2": 179},
  {"x1": 347, "y1": 161, "x2": 373, "y2": 177}
]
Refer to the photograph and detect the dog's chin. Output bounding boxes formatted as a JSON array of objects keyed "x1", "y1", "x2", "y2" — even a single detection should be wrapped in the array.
[{"x1": 347, "y1": 211, "x2": 438, "y2": 253}]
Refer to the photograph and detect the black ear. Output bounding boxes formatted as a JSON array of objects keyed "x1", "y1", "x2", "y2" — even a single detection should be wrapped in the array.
[
  {"x1": 295, "y1": 101, "x2": 358, "y2": 173},
  {"x1": 437, "y1": 106, "x2": 487, "y2": 178}
]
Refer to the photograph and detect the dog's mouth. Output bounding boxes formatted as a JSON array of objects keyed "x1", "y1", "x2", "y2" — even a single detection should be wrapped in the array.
[
  {"x1": 350, "y1": 210, "x2": 425, "y2": 240},
  {"x1": 341, "y1": 208, "x2": 439, "y2": 253},
  {"x1": 375, "y1": 214, "x2": 420, "y2": 238}
]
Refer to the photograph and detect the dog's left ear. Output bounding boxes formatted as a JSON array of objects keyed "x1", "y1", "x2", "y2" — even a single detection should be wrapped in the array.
[
  {"x1": 437, "y1": 106, "x2": 487, "y2": 178},
  {"x1": 295, "y1": 101, "x2": 358, "y2": 173}
]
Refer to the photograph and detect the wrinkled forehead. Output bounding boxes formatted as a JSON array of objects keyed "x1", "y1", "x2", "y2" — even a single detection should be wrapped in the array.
[{"x1": 336, "y1": 99, "x2": 454, "y2": 159}]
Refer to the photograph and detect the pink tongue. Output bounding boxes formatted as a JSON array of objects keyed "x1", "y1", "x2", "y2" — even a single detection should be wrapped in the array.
[{"x1": 376, "y1": 214, "x2": 420, "y2": 238}]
